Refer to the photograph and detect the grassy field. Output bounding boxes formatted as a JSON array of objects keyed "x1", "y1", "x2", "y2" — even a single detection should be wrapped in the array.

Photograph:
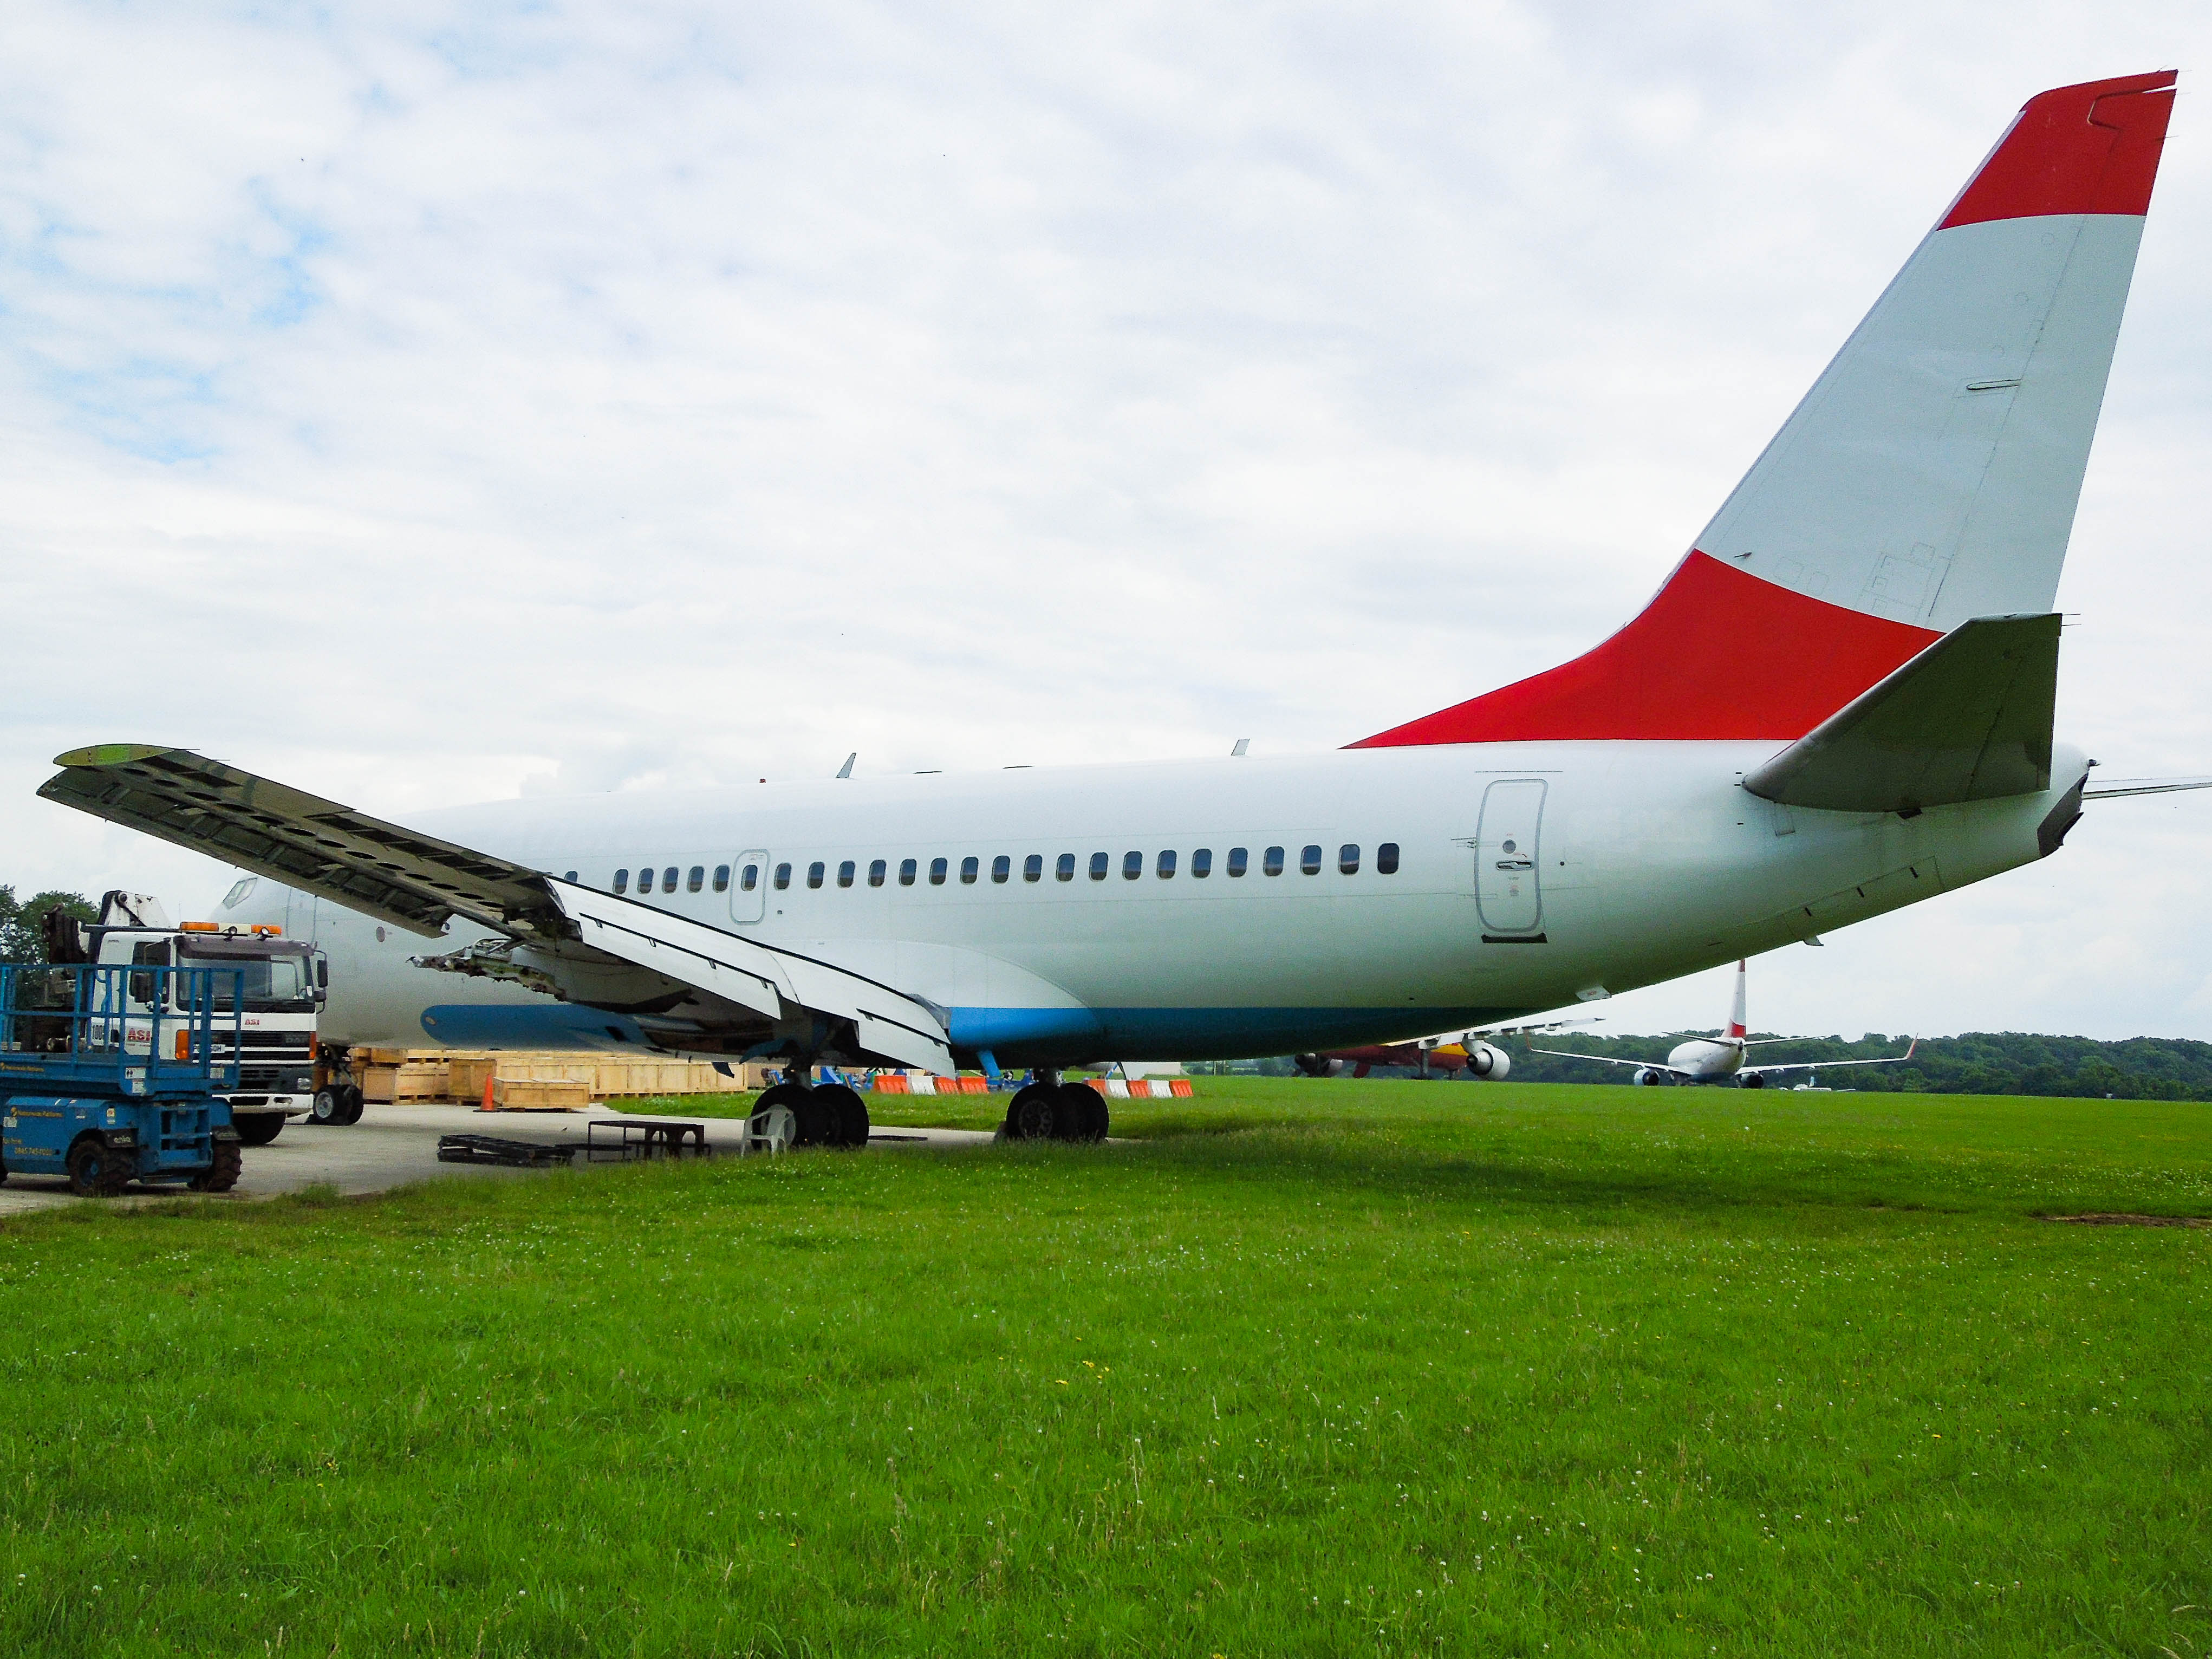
[{"x1": 1, "y1": 1078, "x2": 2206, "y2": 1657}]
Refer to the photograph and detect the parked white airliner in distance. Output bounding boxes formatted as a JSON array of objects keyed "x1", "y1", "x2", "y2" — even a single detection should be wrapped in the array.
[
  {"x1": 35, "y1": 72, "x2": 2206, "y2": 1145},
  {"x1": 1533, "y1": 960, "x2": 1915, "y2": 1088}
]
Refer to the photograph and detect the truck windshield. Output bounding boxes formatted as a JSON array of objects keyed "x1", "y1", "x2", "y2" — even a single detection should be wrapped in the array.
[{"x1": 174, "y1": 945, "x2": 315, "y2": 1010}]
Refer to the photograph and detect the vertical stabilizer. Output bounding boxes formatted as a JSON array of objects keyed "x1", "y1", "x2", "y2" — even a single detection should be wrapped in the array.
[
  {"x1": 1727, "y1": 960, "x2": 1748, "y2": 1040},
  {"x1": 1358, "y1": 72, "x2": 2176, "y2": 747}
]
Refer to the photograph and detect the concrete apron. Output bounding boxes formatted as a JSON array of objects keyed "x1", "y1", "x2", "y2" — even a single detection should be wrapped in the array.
[{"x1": 0, "y1": 1102, "x2": 998, "y2": 1215}]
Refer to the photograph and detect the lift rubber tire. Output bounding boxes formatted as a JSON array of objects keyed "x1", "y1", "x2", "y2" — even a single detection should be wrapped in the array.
[
  {"x1": 1007, "y1": 1083, "x2": 1061, "y2": 1141},
  {"x1": 755, "y1": 1082, "x2": 822, "y2": 1148},
  {"x1": 310, "y1": 1088, "x2": 347, "y2": 1125},
  {"x1": 811, "y1": 1083, "x2": 870, "y2": 1149},
  {"x1": 189, "y1": 1141, "x2": 244, "y2": 1193},
  {"x1": 66, "y1": 1137, "x2": 129, "y2": 1198},
  {"x1": 235, "y1": 1115, "x2": 284, "y2": 1146},
  {"x1": 1055, "y1": 1083, "x2": 1105, "y2": 1142},
  {"x1": 338, "y1": 1085, "x2": 366, "y2": 1125}
]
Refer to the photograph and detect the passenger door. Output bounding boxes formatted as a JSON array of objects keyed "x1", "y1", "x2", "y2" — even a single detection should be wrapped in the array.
[
  {"x1": 728, "y1": 850, "x2": 769, "y2": 924},
  {"x1": 1474, "y1": 779, "x2": 1546, "y2": 936}
]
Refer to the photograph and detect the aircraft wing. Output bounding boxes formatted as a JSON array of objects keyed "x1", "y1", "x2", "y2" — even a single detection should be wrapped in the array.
[
  {"x1": 1741, "y1": 1039, "x2": 1917, "y2": 1080},
  {"x1": 1527, "y1": 1045, "x2": 1688, "y2": 1079},
  {"x1": 37, "y1": 745, "x2": 955, "y2": 1073}
]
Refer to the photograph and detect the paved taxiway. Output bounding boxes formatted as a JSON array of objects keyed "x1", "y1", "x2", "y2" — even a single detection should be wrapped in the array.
[{"x1": 0, "y1": 1102, "x2": 996, "y2": 1216}]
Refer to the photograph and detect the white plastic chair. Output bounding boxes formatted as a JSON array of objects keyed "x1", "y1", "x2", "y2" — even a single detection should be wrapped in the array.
[{"x1": 745, "y1": 1102, "x2": 796, "y2": 1156}]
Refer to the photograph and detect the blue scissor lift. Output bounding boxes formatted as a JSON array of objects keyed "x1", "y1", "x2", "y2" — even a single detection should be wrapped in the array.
[{"x1": 0, "y1": 964, "x2": 246, "y2": 1195}]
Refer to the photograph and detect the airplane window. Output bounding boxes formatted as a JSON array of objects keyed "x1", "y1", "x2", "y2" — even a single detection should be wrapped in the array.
[
  {"x1": 1301, "y1": 845, "x2": 1323, "y2": 875},
  {"x1": 961, "y1": 856, "x2": 980, "y2": 884},
  {"x1": 1264, "y1": 846, "x2": 1284, "y2": 876},
  {"x1": 838, "y1": 860, "x2": 855, "y2": 888},
  {"x1": 1057, "y1": 854, "x2": 1076, "y2": 882},
  {"x1": 222, "y1": 878, "x2": 256, "y2": 909},
  {"x1": 930, "y1": 857, "x2": 948, "y2": 886},
  {"x1": 663, "y1": 866, "x2": 679, "y2": 891},
  {"x1": 613, "y1": 869, "x2": 629, "y2": 894},
  {"x1": 563, "y1": 870, "x2": 578, "y2": 884},
  {"x1": 740, "y1": 864, "x2": 759, "y2": 892},
  {"x1": 1090, "y1": 853, "x2": 1109, "y2": 881},
  {"x1": 774, "y1": 863, "x2": 791, "y2": 890},
  {"x1": 1339, "y1": 844, "x2": 1359, "y2": 875},
  {"x1": 688, "y1": 866, "x2": 705, "y2": 893},
  {"x1": 1024, "y1": 854, "x2": 1043, "y2": 883},
  {"x1": 993, "y1": 855, "x2": 1011, "y2": 884},
  {"x1": 1157, "y1": 850, "x2": 1176, "y2": 879},
  {"x1": 637, "y1": 868, "x2": 655, "y2": 894},
  {"x1": 808, "y1": 862, "x2": 826, "y2": 889},
  {"x1": 1192, "y1": 848, "x2": 1212, "y2": 878},
  {"x1": 713, "y1": 865, "x2": 730, "y2": 892},
  {"x1": 1122, "y1": 851, "x2": 1142, "y2": 881},
  {"x1": 1227, "y1": 847, "x2": 1247, "y2": 877},
  {"x1": 900, "y1": 858, "x2": 918, "y2": 886},
  {"x1": 1378, "y1": 842, "x2": 1400, "y2": 875},
  {"x1": 869, "y1": 859, "x2": 887, "y2": 888}
]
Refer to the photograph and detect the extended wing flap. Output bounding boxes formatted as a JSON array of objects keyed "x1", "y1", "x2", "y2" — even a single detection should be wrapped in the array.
[
  {"x1": 548, "y1": 881, "x2": 954, "y2": 1073},
  {"x1": 38, "y1": 746, "x2": 556, "y2": 939},
  {"x1": 1742, "y1": 614, "x2": 2060, "y2": 815}
]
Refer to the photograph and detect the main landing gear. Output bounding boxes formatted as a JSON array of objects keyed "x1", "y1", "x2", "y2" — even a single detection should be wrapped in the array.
[
  {"x1": 753, "y1": 1075, "x2": 871, "y2": 1149},
  {"x1": 1001, "y1": 1074, "x2": 1109, "y2": 1143}
]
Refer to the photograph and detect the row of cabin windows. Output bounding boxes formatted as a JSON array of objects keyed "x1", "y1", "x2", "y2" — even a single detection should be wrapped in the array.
[
  {"x1": 590, "y1": 864, "x2": 730, "y2": 896},
  {"x1": 743, "y1": 842, "x2": 1398, "y2": 892},
  {"x1": 593, "y1": 844, "x2": 1401, "y2": 898}
]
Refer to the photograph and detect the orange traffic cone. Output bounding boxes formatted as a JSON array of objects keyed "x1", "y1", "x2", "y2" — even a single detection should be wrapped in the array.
[{"x1": 479, "y1": 1073, "x2": 497, "y2": 1112}]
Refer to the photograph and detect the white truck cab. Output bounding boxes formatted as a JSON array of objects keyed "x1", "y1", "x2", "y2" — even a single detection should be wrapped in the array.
[{"x1": 48, "y1": 892, "x2": 327, "y2": 1147}]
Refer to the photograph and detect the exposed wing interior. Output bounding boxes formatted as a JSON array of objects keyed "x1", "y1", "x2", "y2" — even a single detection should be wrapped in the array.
[{"x1": 37, "y1": 745, "x2": 554, "y2": 938}]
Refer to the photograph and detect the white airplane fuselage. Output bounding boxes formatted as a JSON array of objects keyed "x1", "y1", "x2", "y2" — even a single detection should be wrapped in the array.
[
  {"x1": 1662, "y1": 1037, "x2": 1748, "y2": 1081},
  {"x1": 232, "y1": 739, "x2": 2083, "y2": 1066}
]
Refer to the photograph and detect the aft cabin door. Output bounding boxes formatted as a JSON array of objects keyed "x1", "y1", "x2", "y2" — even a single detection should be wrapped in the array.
[
  {"x1": 729, "y1": 850, "x2": 769, "y2": 924},
  {"x1": 1474, "y1": 779, "x2": 1546, "y2": 936}
]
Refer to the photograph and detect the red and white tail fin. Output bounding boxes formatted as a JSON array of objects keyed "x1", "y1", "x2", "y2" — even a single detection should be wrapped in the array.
[
  {"x1": 1727, "y1": 959, "x2": 1748, "y2": 1040},
  {"x1": 1358, "y1": 72, "x2": 2177, "y2": 748}
]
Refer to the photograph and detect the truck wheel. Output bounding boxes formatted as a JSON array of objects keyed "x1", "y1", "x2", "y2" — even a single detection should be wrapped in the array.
[
  {"x1": 66, "y1": 1138, "x2": 129, "y2": 1197},
  {"x1": 188, "y1": 1142, "x2": 243, "y2": 1193},
  {"x1": 235, "y1": 1115, "x2": 284, "y2": 1146}
]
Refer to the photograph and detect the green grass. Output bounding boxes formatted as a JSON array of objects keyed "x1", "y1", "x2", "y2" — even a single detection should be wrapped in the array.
[{"x1": 2, "y1": 1078, "x2": 2207, "y2": 1656}]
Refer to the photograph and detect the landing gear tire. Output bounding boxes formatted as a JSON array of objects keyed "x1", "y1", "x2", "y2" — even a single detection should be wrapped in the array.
[
  {"x1": 1007, "y1": 1083, "x2": 1062, "y2": 1141},
  {"x1": 814, "y1": 1083, "x2": 870, "y2": 1149},
  {"x1": 1059, "y1": 1083, "x2": 1108, "y2": 1143},
  {"x1": 235, "y1": 1115, "x2": 284, "y2": 1147},
  {"x1": 67, "y1": 1138, "x2": 130, "y2": 1197},
  {"x1": 756, "y1": 1082, "x2": 823, "y2": 1148},
  {"x1": 190, "y1": 1141, "x2": 244, "y2": 1193},
  {"x1": 310, "y1": 1088, "x2": 347, "y2": 1125},
  {"x1": 338, "y1": 1085, "x2": 365, "y2": 1125}
]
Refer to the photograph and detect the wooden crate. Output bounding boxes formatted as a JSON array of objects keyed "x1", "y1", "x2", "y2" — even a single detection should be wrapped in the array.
[
  {"x1": 490, "y1": 1077, "x2": 592, "y2": 1112},
  {"x1": 359, "y1": 1065, "x2": 399, "y2": 1103},
  {"x1": 393, "y1": 1059, "x2": 449, "y2": 1101}
]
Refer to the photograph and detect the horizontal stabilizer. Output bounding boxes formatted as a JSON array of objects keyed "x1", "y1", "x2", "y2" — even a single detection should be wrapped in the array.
[
  {"x1": 2082, "y1": 775, "x2": 2212, "y2": 799},
  {"x1": 1742, "y1": 614, "x2": 2059, "y2": 814}
]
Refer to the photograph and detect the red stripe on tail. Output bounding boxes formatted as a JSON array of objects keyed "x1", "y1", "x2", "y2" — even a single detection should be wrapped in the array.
[
  {"x1": 1940, "y1": 71, "x2": 2176, "y2": 228},
  {"x1": 1349, "y1": 553, "x2": 1939, "y2": 747}
]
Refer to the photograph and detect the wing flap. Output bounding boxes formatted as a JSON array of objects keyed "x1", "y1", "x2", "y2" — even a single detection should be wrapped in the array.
[
  {"x1": 548, "y1": 881, "x2": 953, "y2": 1072},
  {"x1": 1742, "y1": 614, "x2": 2059, "y2": 814}
]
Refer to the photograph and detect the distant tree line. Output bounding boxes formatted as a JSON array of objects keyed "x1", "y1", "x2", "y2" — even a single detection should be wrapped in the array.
[
  {"x1": 1490, "y1": 1029, "x2": 2212, "y2": 1101},
  {"x1": 0, "y1": 887, "x2": 94, "y2": 965}
]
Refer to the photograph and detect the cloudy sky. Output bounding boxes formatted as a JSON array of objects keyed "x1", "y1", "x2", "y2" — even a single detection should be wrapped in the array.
[{"x1": 4, "y1": 1, "x2": 2210, "y2": 1042}]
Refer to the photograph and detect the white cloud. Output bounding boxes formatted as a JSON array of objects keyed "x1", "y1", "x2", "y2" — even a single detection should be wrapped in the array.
[{"x1": 2, "y1": 1, "x2": 2210, "y2": 1040}]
